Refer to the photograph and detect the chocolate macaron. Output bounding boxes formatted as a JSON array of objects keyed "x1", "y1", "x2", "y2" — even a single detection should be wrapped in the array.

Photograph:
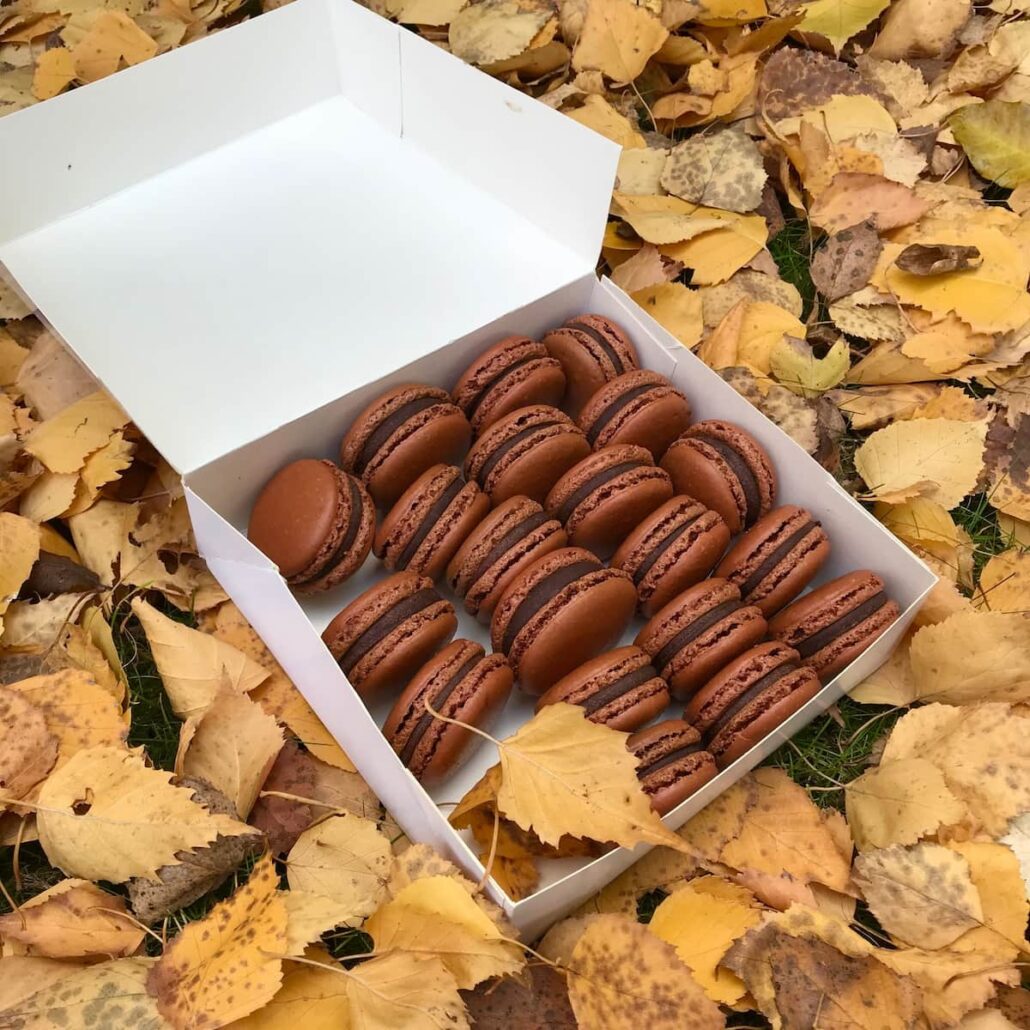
[
  {"x1": 627, "y1": 719, "x2": 718, "y2": 815},
  {"x1": 635, "y1": 578, "x2": 767, "y2": 701},
  {"x1": 544, "y1": 445, "x2": 673, "y2": 560},
  {"x1": 321, "y1": 571, "x2": 457, "y2": 697},
  {"x1": 248, "y1": 459, "x2": 375, "y2": 593},
  {"x1": 612, "y1": 496, "x2": 731, "y2": 617},
  {"x1": 464, "y1": 405, "x2": 591, "y2": 505},
  {"x1": 543, "y1": 314, "x2": 639, "y2": 417},
  {"x1": 383, "y1": 640, "x2": 513, "y2": 786},
  {"x1": 685, "y1": 642, "x2": 822, "y2": 768},
  {"x1": 536, "y1": 646, "x2": 670, "y2": 732},
  {"x1": 716, "y1": 505, "x2": 831, "y2": 617},
  {"x1": 577, "y1": 370, "x2": 692, "y2": 461},
  {"x1": 491, "y1": 546, "x2": 637, "y2": 695},
  {"x1": 374, "y1": 465, "x2": 489, "y2": 581},
  {"x1": 452, "y1": 336, "x2": 566, "y2": 433},
  {"x1": 661, "y1": 420, "x2": 775, "y2": 534},
  {"x1": 340, "y1": 384, "x2": 472, "y2": 508},
  {"x1": 446, "y1": 496, "x2": 567, "y2": 622},
  {"x1": 768, "y1": 571, "x2": 901, "y2": 681}
]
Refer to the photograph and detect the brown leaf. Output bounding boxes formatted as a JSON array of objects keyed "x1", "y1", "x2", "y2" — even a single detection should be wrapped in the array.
[
  {"x1": 463, "y1": 964, "x2": 576, "y2": 1028},
  {"x1": 660, "y1": 127, "x2": 767, "y2": 213},
  {"x1": 610, "y1": 243, "x2": 681, "y2": 293},
  {"x1": 895, "y1": 243, "x2": 982, "y2": 275},
  {"x1": 18, "y1": 551, "x2": 101, "y2": 600},
  {"x1": 810, "y1": 173, "x2": 930, "y2": 233},
  {"x1": 810, "y1": 221, "x2": 883, "y2": 301},
  {"x1": 758, "y1": 47, "x2": 879, "y2": 122},
  {"x1": 0, "y1": 684, "x2": 57, "y2": 809}
]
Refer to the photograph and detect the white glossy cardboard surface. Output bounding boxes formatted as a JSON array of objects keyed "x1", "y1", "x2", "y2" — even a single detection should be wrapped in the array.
[{"x1": 0, "y1": 0, "x2": 616, "y2": 474}]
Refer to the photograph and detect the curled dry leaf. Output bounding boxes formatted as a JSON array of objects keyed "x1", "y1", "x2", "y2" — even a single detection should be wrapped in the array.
[
  {"x1": 648, "y1": 876, "x2": 762, "y2": 1004},
  {"x1": 148, "y1": 854, "x2": 288, "y2": 1028},
  {"x1": 37, "y1": 746, "x2": 252, "y2": 883},
  {"x1": 852, "y1": 843, "x2": 983, "y2": 949},
  {"x1": 364, "y1": 874, "x2": 523, "y2": 989},
  {"x1": 660, "y1": 127, "x2": 766, "y2": 213},
  {"x1": 696, "y1": 299, "x2": 806, "y2": 383},
  {"x1": 810, "y1": 221, "x2": 882, "y2": 302},
  {"x1": 567, "y1": 913, "x2": 724, "y2": 1029},
  {"x1": 896, "y1": 242, "x2": 982, "y2": 275},
  {"x1": 0, "y1": 878, "x2": 145, "y2": 959},
  {"x1": 286, "y1": 812, "x2": 392, "y2": 923},
  {"x1": 611, "y1": 244, "x2": 680, "y2": 293}
]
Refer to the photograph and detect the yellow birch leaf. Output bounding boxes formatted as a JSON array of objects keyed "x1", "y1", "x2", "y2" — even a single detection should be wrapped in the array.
[
  {"x1": 649, "y1": 876, "x2": 761, "y2": 1004},
  {"x1": 719, "y1": 768, "x2": 852, "y2": 891},
  {"x1": 615, "y1": 147, "x2": 667, "y2": 194},
  {"x1": 565, "y1": 93, "x2": 645, "y2": 148},
  {"x1": 32, "y1": 47, "x2": 76, "y2": 101},
  {"x1": 950, "y1": 101, "x2": 1030, "y2": 188},
  {"x1": 799, "y1": 94, "x2": 898, "y2": 143},
  {"x1": 149, "y1": 854, "x2": 288, "y2": 1027},
  {"x1": 22, "y1": 391, "x2": 128, "y2": 475},
  {"x1": 845, "y1": 757, "x2": 967, "y2": 850},
  {"x1": 911, "y1": 383, "x2": 991, "y2": 421},
  {"x1": 798, "y1": 0, "x2": 891, "y2": 53},
  {"x1": 394, "y1": 0, "x2": 468, "y2": 24},
  {"x1": 0, "y1": 879, "x2": 145, "y2": 959},
  {"x1": 696, "y1": 0, "x2": 766, "y2": 24},
  {"x1": 279, "y1": 891, "x2": 357, "y2": 957},
  {"x1": 179, "y1": 691, "x2": 282, "y2": 819},
  {"x1": 36, "y1": 746, "x2": 251, "y2": 882},
  {"x1": 612, "y1": 193, "x2": 727, "y2": 245},
  {"x1": 572, "y1": 0, "x2": 669, "y2": 82},
  {"x1": 975, "y1": 549, "x2": 1030, "y2": 613},
  {"x1": 131, "y1": 597, "x2": 268, "y2": 718},
  {"x1": 70, "y1": 11, "x2": 158, "y2": 83},
  {"x1": 584, "y1": 845, "x2": 699, "y2": 916},
  {"x1": 230, "y1": 948, "x2": 350, "y2": 1029},
  {"x1": 854, "y1": 417, "x2": 987, "y2": 507},
  {"x1": 909, "y1": 611, "x2": 1030, "y2": 703},
  {"x1": 64, "y1": 431, "x2": 135, "y2": 516},
  {"x1": 449, "y1": 0, "x2": 553, "y2": 67},
  {"x1": 0, "y1": 512, "x2": 39, "y2": 636},
  {"x1": 568, "y1": 914, "x2": 724, "y2": 1029},
  {"x1": 286, "y1": 813, "x2": 392, "y2": 923},
  {"x1": 697, "y1": 299, "x2": 806, "y2": 382},
  {"x1": 661, "y1": 217, "x2": 767, "y2": 285},
  {"x1": 0, "y1": 686, "x2": 57, "y2": 810},
  {"x1": 365, "y1": 875, "x2": 523, "y2": 989},
  {"x1": 493, "y1": 703, "x2": 697, "y2": 854},
  {"x1": 0, "y1": 328, "x2": 28, "y2": 386},
  {"x1": 0, "y1": 958, "x2": 160, "y2": 1029},
  {"x1": 877, "y1": 497, "x2": 960, "y2": 550},
  {"x1": 770, "y1": 336, "x2": 850, "y2": 397},
  {"x1": 630, "y1": 282, "x2": 703, "y2": 349}
]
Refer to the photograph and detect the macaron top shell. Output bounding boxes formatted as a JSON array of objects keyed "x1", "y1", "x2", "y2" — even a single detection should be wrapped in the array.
[
  {"x1": 716, "y1": 505, "x2": 830, "y2": 616},
  {"x1": 768, "y1": 570, "x2": 901, "y2": 680},
  {"x1": 248, "y1": 459, "x2": 375, "y2": 591},
  {"x1": 544, "y1": 445, "x2": 674, "y2": 559},
  {"x1": 661, "y1": 419, "x2": 776, "y2": 534},
  {"x1": 543, "y1": 314, "x2": 639, "y2": 416},
  {"x1": 446, "y1": 495, "x2": 568, "y2": 621},
  {"x1": 576, "y1": 369, "x2": 693, "y2": 460},
  {"x1": 611, "y1": 495, "x2": 730, "y2": 616},
  {"x1": 464, "y1": 404, "x2": 591, "y2": 504},
  {"x1": 340, "y1": 384, "x2": 472, "y2": 508},
  {"x1": 382, "y1": 639, "x2": 513, "y2": 785},
  {"x1": 374, "y1": 464, "x2": 490, "y2": 580},
  {"x1": 535, "y1": 645, "x2": 669, "y2": 732},
  {"x1": 321, "y1": 571, "x2": 457, "y2": 696},
  {"x1": 491, "y1": 546, "x2": 637, "y2": 694},
  {"x1": 627, "y1": 719, "x2": 718, "y2": 815},
  {"x1": 452, "y1": 336, "x2": 566, "y2": 432}
]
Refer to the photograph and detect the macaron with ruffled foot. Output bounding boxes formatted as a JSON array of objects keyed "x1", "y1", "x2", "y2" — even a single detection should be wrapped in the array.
[{"x1": 627, "y1": 719, "x2": 718, "y2": 815}]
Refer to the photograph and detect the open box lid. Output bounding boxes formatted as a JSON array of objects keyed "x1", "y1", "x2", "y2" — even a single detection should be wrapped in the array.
[{"x1": 0, "y1": 0, "x2": 619, "y2": 474}]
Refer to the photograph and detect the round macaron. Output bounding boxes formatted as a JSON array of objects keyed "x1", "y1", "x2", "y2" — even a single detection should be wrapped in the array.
[
  {"x1": 464, "y1": 405, "x2": 591, "y2": 505},
  {"x1": 768, "y1": 571, "x2": 901, "y2": 681},
  {"x1": 340, "y1": 384, "x2": 472, "y2": 508},
  {"x1": 535, "y1": 646, "x2": 670, "y2": 732},
  {"x1": 544, "y1": 445, "x2": 674, "y2": 560},
  {"x1": 321, "y1": 571, "x2": 457, "y2": 697},
  {"x1": 542, "y1": 314, "x2": 639, "y2": 417},
  {"x1": 374, "y1": 465, "x2": 490, "y2": 581},
  {"x1": 446, "y1": 496, "x2": 568, "y2": 623},
  {"x1": 491, "y1": 546, "x2": 637, "y2": 695},
  {"x1": 627, "y1": 719, "x2": 718, "y2": 815},
  {"x1": 716, "y1": 505, "x2": 831, "y2": 617},
  {"x1": 248, "y1": 459, "x2": 375, "y2": 593},
  {"x1": 382, "y1": 640, "x2": 513, "y2": 786},
  {"x1": 685, "y1": 642, "x2": 822, "y2": 769},
  {"x1": 635, "y1": 578, "x2": 767, "y2": 701},
  {"x1": 452, "y1": 336, "x2": 566, "y2": 433},
  {"x1": 577, "y1": 369, "x2": 692, "y2": 460},
  {"x1": 661, "y1": 420, "x2": 775, "y2": 535},
  {"x1": 611, "y1": 496, "x2": 731, "y2": 617}
]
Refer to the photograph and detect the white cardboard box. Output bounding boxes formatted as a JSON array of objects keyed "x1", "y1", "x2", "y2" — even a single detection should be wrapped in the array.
[{"x1": 0, "y1": 0, "x2": 935, "y2": 940}]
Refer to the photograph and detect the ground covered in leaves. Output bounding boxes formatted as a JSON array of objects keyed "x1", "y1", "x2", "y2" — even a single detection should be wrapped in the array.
[{"x1": 1, "y1": 0, "x2": 1030, "y2": 1026}]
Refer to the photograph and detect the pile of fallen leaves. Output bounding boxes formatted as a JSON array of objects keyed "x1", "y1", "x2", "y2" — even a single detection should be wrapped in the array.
[{"x1": 2, "y1": 0, "x2": 1030, "y2": 1024}]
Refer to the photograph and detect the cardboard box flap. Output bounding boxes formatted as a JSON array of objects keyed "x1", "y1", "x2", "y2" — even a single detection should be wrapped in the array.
[{"x1": 0, "y1": 0, "x2": 618, "y2": 474}]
